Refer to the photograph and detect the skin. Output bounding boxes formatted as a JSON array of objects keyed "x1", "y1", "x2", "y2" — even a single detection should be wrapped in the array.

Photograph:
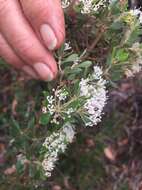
[{"x1": 0, "y1": 0, "x2": 65, "y2": 81}]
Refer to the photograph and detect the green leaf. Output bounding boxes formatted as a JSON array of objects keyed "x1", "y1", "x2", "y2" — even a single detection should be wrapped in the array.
[
  {"x1": 28, "y1": 117, "x2": 35, "y2": 129},
  {"x1": 16, "y1": 160, "x2": 24, "y2": 175},
  {"x1": 64, "y1": 67, "x2": 82, "y2": 75},
  {"x1": 110, "y1": 21, "x2": 124, "y2": 30},
  {"x1": 115, "y1": 49, "x2": 129, "y2": 62},
  {"x1": 10, "y1": 118, "x2": 21, "y2": 137},
  {"x1": 68, "y1": 74, "x2": 76, "y2": 80},
  {"x1": 39, "y1": 113, "x2": 51, "y2": 125},
  {"x1": 76, "y1": 61, "x2": 92, "y2": 68},
  {"x1": 67, "y1": 98, "x2": 85, "y2": 110},
  {"x1": 110, "y1": 66, "x2": 124, "y2": 81},
  {"x1": 62, "y1": 54, "x2": 79, "y2": 64}
]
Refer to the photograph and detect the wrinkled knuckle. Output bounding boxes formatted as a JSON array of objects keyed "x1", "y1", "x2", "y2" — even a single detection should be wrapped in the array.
[
  {"x1": 28, "y1": 1, "x2": 47, "y2": 20},
  {"x1": 10, "y1": 58, "x2": 21, "y2": 68},
  {"x1": 36, "y1": 6, "x2": 50, "y2": 21},
  {"x1": 19, "y1": 45, "x2": 34, "y2": 59},
  {"x1": 2, "y1": 54, "x2": 21, "y2": 68},
  {"x1": 16, "y1": 38, "x2": 35, "y2": 60}
]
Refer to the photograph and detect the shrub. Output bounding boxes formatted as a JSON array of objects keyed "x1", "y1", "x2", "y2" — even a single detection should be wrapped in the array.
[{"x1": 1, "y1": 0, "x2": 142, "y2": 189}]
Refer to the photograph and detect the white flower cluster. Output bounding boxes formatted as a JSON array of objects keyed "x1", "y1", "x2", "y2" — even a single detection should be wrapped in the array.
[
  {"x1": 56, "y1": 88, "x2": 69, "y2": 101},
  {"x1": 41, "y1": 65, "x2": 107, "y2": 176},
  {"x1": 66, "y1": 107, "x2": 75, "y2": 118},
  {"x1": 129, "y1": 9, "x2": 142, "y2": 23},
  {"x1": 123, "y1": 10, "x2": 142, "y2": 77},
  {"x1": 80, "y1": 66, "x2": 107, "y2": 126},
  {"x1": 61, "y1": 0, "x2": 107, "y2": 14},
  {"x1": 42, "y1": 88, "x2": 69, "y2": 124},
  {"x1": 91, "y1": 0, "x2": 107, "y2": 13},
  {"x1": 42, "y1": 123, "x2": 75, "y2": 177},
  {"x1": 125, "y1": 43, "x2": 142, "y2": 77},
  {"x1": 79, "y1": 0, "x2": 95, "y2": 14},
  {"x1": 46, "y1": 95, "x2": 55, "y2": 115}
]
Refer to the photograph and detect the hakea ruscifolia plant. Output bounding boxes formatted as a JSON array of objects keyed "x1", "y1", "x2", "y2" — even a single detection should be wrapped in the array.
[
  {"x1": 41, "y1": 60, "x2": 107, "y2": 176},
  {"x1": 39, "y1": 0, "x2": 142, "y2": 177}
]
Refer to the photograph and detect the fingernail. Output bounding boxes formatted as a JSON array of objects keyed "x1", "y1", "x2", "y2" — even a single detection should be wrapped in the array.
[
  {"x1": 22, "y1": 65, "x2": 38, "y2": 79},
  {"x1": 40, "y1": 24, "x2": 57, "y2": 50},
  {"x1": 33, "y1": 62, "x2": 54, "y2": 81}
]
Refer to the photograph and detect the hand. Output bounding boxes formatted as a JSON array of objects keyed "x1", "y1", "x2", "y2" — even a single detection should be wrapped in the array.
[{"x1": 0, "y1": 0, "x2": 65, "y2": 81}]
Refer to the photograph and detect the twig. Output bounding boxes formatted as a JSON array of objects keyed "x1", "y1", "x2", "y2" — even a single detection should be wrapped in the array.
[{"x1": 82, "y1": 25, "x2": 107, "y2": 60}]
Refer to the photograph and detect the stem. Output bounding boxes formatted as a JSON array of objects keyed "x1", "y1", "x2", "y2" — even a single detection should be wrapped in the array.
[{"x1": 82, "y1": 25, "x2": 107, "y2": 60}]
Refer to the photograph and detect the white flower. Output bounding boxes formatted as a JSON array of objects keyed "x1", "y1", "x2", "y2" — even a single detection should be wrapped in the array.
[
  {"x1": 125, "y1": 58, "x2": 142, "y2": 77},
  {"x1": 132, "y1": 62, "x2": 142, "y2": 73},
  {"x1": 64, "y1": 42, "x2": 72, "y2": 51},
  {"x1": 125, "y1": 69, "x2": 134, "y2": 78},
  {"x1": 125, "y1": 43, "x2": 142, "y2": 77},
  {"x1": 42, "y1": 106, "x2": 47, "y2": 114},
  {"x1": 42, "y1": 157, "x2": 57, "y2": 177},
  {"x1": 67, "y1": 108, "x2": 74, "y2": 115},
  {"x1": 82, "y1": 0, "x2": 107, "y2": 14},
  {"x1": 42, "y1": 123, "x2": 75, "y2": 177},
  {"x1": 46, "y1": 95, "x2": 55, "y2": 115},
  {"x1": 92, "y1": 0, "x2": 107, "y2": 12},
  {"x1": 61, "y1": 0, "x2": 71, "y2": 9},
  {"x1": 56, "y1": 88, "x2": 69, "y2": 101},
  {"x1": 79, "y1": 0, "x2": 94, "y2": 14},
  {"x1": 79, "y1": 78, "x2": 90, "y2": 96},
  {"x1": 63, "y1": 123, "x2": 75, "y2": 143},
  {"x1": 93, "y1": 66, "x2": 103, "y2": 79},
  {"x1": 47, "y1": 95, "x2": 54, "y2": 104},
  {"x1": 139, "y1": 14, "x2": 142, "y2": 23},
  {"x1": 79, "y1": 66, "x2": 107, "y2": 126},
  {"x1": 130, "y1": 9, "x2": 141, "y2": 17}
]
